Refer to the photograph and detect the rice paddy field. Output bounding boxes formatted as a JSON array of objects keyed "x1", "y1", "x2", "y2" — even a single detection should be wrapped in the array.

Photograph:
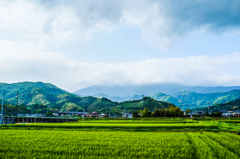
[{"x1": 0, "y1": 118, "x2": 240, "y2": 158}]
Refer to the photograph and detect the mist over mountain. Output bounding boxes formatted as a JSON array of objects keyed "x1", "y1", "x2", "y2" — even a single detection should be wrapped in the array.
[
  {"x1": 74, "y1": 84, "x2": 240, "y2": 109},
  {"x1": 74, "y1": 84, "x2": 240, "y2": 100}
]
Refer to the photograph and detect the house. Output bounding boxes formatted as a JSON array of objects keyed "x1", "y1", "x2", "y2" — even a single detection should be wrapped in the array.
[
  {"x1": 83, "y1": 112, "x2": 99, "y2": 117},
  {"x1": 26, "y1": 114, "x2": 45, "y2": 117},
  {"x1": 122, "y1": 113, "x2": 132, "y2": 118},
  {"x1": 55, "y1": 111, "x2": 87, "y2": 117},
  {"x1": 83, "y1": 113, "x2": 89, "y2": 117},
  {"x1": 189, "y1": 111, "x2": 205, "y2": 116},
  {"x1": 99, "y1": 113, "x2": 108, "y2": 118},
  {"x1": 221, "y1": 110, "x2": 230, "y2": 117},
  {"x1": 233, "y1": 110, "x2": 240, "y2": 117},
  {"x1": 89, "y1": 112, "x2": 99, "y2": 117}
]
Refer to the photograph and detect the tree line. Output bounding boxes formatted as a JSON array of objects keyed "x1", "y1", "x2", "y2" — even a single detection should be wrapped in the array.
[{"x1": 133, "y1": 105, "x2": 184, "y2": 117}]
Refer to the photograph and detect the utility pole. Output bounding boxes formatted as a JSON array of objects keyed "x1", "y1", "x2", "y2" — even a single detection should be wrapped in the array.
[
  {"x1": 238, "y1": 102, "x2": 239, "y2": 118},
  {"x1": 208, "y1": 102, "x2": 210, "y2": 113},
  {"x1": 1, "y1": 91, "x2": 5, "y2": 124},
  {"x1": 83, "y1": 105, "x2": 85, "y2": 122},
  {"x1": 16, "y1": 92, "x2": 18, "y2": 116}
]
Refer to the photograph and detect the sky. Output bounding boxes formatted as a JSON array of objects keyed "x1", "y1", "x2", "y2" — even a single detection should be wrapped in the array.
[{"x1": 0, "y1": 0, "x2": 240, "y2": 92}]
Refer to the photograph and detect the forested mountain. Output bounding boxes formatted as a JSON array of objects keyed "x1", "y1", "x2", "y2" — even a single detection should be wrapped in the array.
[
  {"x1": 191, "y1": 99, "x2": 240, "y2": 112},
  {"x1": 1, "y1": 82, "x2": 239, "y2": 114},
  {"x1": 0, "y1": 82, "x2": 174, "y2": 115},
  {"x1": 74, "y1": 84, "x2": 240, "y2": 110},
  {"x1": 0, "y1": 82, "x2": 85, "y2": 114},
  {"x1": 152, "y1": 93, "x2": 179, "y2": 105},
  {"x1": 74, "y1": 84, "x2": 240, "y2": 102},
  {"x1": 150, "y1": 90, "x2": 240, "y2": 110}
]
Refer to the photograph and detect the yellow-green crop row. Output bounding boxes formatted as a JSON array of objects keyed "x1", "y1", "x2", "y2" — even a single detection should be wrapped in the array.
[
  {"x1": 0, "y1": 130, "x2": 239, "y2": 158},
  {"x1": 0, "y1": 122, "x2": 219, "y2": 131}
]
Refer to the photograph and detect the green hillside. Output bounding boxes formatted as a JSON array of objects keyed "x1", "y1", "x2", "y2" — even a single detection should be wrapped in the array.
[
  {"x1": 175, "y1": 90, "x2": 240, "y2": 109},
  {"x1": 0, "y1": 82, "x2": 174, "y2": 115},
  {"x1": 151, "y1": 90, "x2": 240, "y2": 110},
  {"x1": 152, "y1": 93, "x2": 179, "y2": 105},
  {"x1": 192, "y1": 99, "x2": 240, "y2": 112}
]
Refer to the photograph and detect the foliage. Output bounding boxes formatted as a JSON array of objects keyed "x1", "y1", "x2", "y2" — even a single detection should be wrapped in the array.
[
  {"x1": 205, "y1": 112, "x2": 209, "y2": 116},
  {"x1": 45, "y1": 112, "x2": 54, "y2": 117},
  {"x1": 210, "y1": 112, "x2": 222, "y2": 117},
  {"x1": 186, "y1": 108, "x2": 190, "y2": 115},
  {"x1": 132, "y1": 111, "x2": 140, "y2": 118},
  {"x1": 60, "y1": 103, "x2": 80, "y2": 111},
  {"x1": 140, "y1": 108, "x2": 151, "y2": 117},
  {"x1": 140, "y1": 105, "x2": 183, "y2": 117},
  {"x1": 151, "y1": 109, "x2": 166, "y2": 117}
]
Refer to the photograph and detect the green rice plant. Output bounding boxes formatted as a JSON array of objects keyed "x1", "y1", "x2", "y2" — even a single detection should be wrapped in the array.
[
  {"x1": 198, "y1": 133, "x2": 238, "y2": 158},
  {"x1": 203, "y1": 132, "x2": 240, "y2": 156},
  {"x1": 0, "y1": 122, "x2": 219, "y2": 131},
  {"x1": 0, "y1": 130, "x2": 239, "y2": 158}
]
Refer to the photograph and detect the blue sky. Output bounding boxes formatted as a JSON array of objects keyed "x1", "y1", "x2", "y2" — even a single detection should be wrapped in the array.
[{"x1": 0, "y1": 0, "x2": 240, "y2": 91}]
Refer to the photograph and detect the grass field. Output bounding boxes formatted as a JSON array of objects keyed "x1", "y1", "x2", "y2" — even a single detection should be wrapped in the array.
[{"x1": 0, "y1": 118, "x2": 239, "y2": 158}]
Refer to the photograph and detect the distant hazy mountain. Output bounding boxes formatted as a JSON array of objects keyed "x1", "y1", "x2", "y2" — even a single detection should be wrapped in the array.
[
  {"x1": 75, "y1": 84, "x2": 240, "y2": 96},
  {"x1": 74, "y1": 84, "x2": 240, "y2": 102}
]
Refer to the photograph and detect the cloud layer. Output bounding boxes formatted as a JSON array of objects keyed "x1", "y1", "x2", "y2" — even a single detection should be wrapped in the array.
[
  {"x1": 1, "y1": 0, "x2": 240, "y2": 48},
  {"x1": 1, "y1": 41, "x2": 240, "y2": 91},
  {"x1": 0, "y1": 0, "x2": 240, "y2": 91}
]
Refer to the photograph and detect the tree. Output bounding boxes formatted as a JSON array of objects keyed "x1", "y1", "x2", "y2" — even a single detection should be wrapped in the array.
[
  {"x1": 30, "y1": 104, "x2": 48, "y2": 114},
  {"x1": 205, "y1": 112, "x2": 209, "y2": 116},
  {"x1": 140, "y1": 108, "x2": 151, "y2": 117},
  {"x1": 61, "y1": 103, "x2": 79, "y2": 111},
  {"x1": 210, "y1": 111, "x2": 222, "y2": 117},
  {"x1": 132, "y1": 111, "x2": 140, "y2": 118},
  {"x1": 101, "y1": 97, "x2": 111, "y2": 102},
  {"x1": 151, "y1": 109, "x2": 162, "y2": 117},
  {"x1": 45, "y1": 112, "x2": 54, "y2": 117},
  {"x1": 186, "y1": 108, "x2": 190, "y2": 116},
  {"x1": 167, "y1": 105, "x2": 183, "y2": 117}
]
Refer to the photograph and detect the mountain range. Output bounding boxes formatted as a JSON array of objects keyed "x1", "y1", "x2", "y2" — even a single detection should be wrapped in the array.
[
  {"x1": 75, "y1": 84, "x2": 240, "y2": 109},
  {"x1": 1, "y1": 82, "x2": 240, "y2": 113},
  {"x1": 0, "y1": 82, "x2": 174, "y2": 114}
]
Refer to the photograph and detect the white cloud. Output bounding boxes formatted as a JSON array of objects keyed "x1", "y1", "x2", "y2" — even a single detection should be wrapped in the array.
[
  {"x1": 0, "y1": 0, "x2": 122, "y2": 47},
  {"x1": 1, "y1": 0, "x2": 240, "y2": 49},
  {"x1": 0, "y1": 0, "x2": 240, "y2": 91},
  {"x1": 0, "y1": 39, "x2": 240, "y2": 91}
]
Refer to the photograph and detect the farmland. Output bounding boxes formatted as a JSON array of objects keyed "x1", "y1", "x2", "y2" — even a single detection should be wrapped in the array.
[{"x1": 0, "y1": 118, "x2": 240, "y2": 158}]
